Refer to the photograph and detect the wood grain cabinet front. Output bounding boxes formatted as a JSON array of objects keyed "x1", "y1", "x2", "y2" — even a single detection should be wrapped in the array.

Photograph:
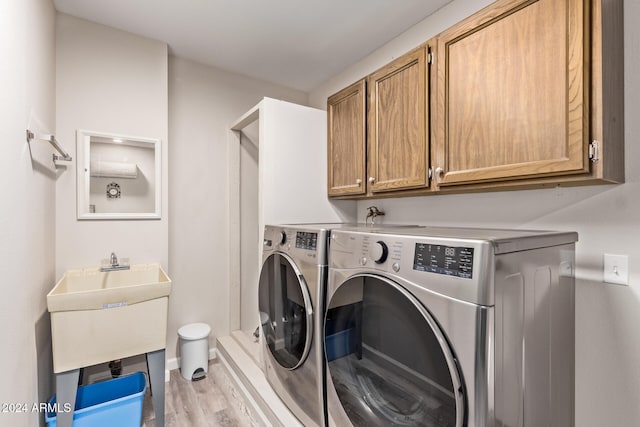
[
  {"x1": 368, "y1": 47, "x2": 429, "y2": 193},
  {"x1": 327, "y1": 79, "x2": 367, "y2": 197},
  {"x1": 433, "y1": 0, "x2": 623, "y2": 191}
]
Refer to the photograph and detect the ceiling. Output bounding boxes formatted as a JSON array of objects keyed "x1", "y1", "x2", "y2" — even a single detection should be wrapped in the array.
[{"x1": 53, "y1": 0, "x2": 451, "y2": 92}]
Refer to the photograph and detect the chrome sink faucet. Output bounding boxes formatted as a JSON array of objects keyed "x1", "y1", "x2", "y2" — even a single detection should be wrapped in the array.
[
  {"x1": 100, "y1": 252, "x2": 130, "y2": 272},
  {"x1": 110, "y1": 252, "x2": 118, "y2": 266}
]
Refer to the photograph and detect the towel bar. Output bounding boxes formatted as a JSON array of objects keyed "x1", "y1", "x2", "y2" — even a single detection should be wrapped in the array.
[{"x1": 26, "y1": 129, "x2": 73, "y2": 162}]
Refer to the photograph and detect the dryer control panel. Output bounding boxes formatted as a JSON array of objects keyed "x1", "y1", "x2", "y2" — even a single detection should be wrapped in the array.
[
  {"x1": 413, "y1": 243, "x2": 474, "y2": 279},
  {"x1": 329, "y1": 228, "x2": 492, "y2": 305}
]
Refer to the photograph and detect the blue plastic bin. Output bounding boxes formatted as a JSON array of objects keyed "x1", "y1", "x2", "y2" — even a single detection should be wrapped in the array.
[
  {"x1": 325, "y1": 328, "x2": 356, "y2": 361},
  {"x1": 45, "y1": 372, "x2": 146, "y2": 427}
]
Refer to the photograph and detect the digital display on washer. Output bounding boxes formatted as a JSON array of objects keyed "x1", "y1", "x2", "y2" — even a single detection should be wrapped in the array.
[
  {"x1": 413, "y1": 243, "x2": 474, "y2": 279},
  {"x1": 296, "y1": 232, "x2": 318, "y2": 250}
]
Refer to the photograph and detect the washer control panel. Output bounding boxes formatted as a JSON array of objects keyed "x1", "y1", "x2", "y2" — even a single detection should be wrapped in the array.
[
  {"x1": 295, "y1": 231, "x2": 318, "y2": 250},
  {"x1": 263, "y1": 225, "x2": 329, "y2": 265},
  {"x1": 413, "y1": 243, "x2": 474, "y2": 279}
]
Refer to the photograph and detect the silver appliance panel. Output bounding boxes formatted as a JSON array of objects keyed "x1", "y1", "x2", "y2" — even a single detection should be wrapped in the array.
[
  {"x1": 325, "y1": 227, "x2": 576, "y2": 427},
  {"x1": 264, "y1": 224, "x2": 330, "y2": 268},
  {"x1": 329, "y1": 229, "x2": 495, "y2": 306},
  {"x1": 260, "y1": 224, "x2": 331, "y2": 427}
]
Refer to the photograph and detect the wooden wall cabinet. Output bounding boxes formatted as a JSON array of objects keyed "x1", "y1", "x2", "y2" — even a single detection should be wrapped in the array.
[
  {"x1": 327, "y1": 79, "x2": 367, "y2": 196},
  {"x1": 368, "y1": 47, "x2": 429, "y2": 193},
  {"x1": 435, "y1": 0, "x2": 588, "y2": 186},
  {"x1": 327, "y1": 0, "x2": 623, "y2": 199},
  {"x1": 433, "y1": 0, "x2": 623, "y2": 192},
  {"x1": 327, "y1": 46, "x2": 432, "y2": 198}
]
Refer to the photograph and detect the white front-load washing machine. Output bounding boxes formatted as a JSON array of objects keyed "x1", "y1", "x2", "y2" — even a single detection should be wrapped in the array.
[
  {"x1": 258, "y1": 224, "x2": 332, "y2": 427},
  {"x1": 324, "y1": 227, "x2": 577, "y2": 427}
]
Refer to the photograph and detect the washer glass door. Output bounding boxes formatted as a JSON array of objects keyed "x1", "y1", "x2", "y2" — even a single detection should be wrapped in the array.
[
  {"x1": 259, "y1": 252, "x2": 313, "y2": 370},
  {"x1": 325, "y1": 274, "x2": 465, "y2": 427}
]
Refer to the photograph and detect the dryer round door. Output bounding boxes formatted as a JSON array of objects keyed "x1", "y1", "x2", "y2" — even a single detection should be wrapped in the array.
[
  {"x1": 324, "y1": 274, "x2": 465, "y2": 427},
  {"x1": 258, "y1": 252, "x2": 313, "y2": 370}
]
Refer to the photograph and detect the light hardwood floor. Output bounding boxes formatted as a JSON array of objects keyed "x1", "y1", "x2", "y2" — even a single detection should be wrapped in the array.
[{"x1": 142, "y1": 359, "x2": 258, "y2": 427}]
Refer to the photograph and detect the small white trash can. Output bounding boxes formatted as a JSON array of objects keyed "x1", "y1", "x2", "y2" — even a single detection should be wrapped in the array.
[{"x1": 178, "y1": 323, "x2": 211, "y2": 381}]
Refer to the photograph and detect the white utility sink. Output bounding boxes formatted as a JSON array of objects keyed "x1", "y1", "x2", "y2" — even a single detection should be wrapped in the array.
[
  {"x1": 47, "y1": 263, "x2": 171, "y2": 311},
  {"x1": 47, "y1": 263, "x2": 172, "y2": 373}
]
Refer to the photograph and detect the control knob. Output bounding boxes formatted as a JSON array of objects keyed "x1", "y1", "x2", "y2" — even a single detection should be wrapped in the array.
[
  {"x1": 279, "y1": 231, "x2": 287, "y2": 245},
  {"x1": 369, "y1": 241, "x2": 389, "y2": 264}
]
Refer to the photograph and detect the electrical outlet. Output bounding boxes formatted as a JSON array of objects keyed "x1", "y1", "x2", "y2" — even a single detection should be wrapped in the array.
[{"x1": 603, "y1": 254, "x2": 629, "y2": 285}]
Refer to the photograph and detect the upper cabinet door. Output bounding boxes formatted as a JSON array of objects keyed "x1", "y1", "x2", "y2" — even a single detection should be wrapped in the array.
[
  {"x1": 327, "y1": 79, "x2": 367, "y2": 196},
  {"x1": 435, "y1": 0, "x2": 590, "y2": 187},
  {"x1": 368, "y1": 47, "x2": 428, "y2": 193}
]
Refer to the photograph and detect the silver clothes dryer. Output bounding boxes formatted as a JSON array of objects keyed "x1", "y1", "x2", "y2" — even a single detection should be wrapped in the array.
[
  {"x1": 324, "y1": 227, "x2": 577, "y2": 427},
  {"x1": 258, "y1": 224, "x2": 333, "y2": 427}
]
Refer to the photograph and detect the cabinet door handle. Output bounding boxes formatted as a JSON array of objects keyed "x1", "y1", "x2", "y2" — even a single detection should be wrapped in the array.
[
  {"x1": 434, "y1": 167, "x2": 444, "y2": 183},
  {"x1": 369, "y1": 177, "x2": 376, "y2": 183},
  {"x1": 356, "y1": 178, "x2": 362, "y2": 185}
]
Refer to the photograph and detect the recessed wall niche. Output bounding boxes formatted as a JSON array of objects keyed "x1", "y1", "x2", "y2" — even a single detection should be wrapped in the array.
[{"x1": 76, "y1": 130, "x2": 161, "y2": 219}]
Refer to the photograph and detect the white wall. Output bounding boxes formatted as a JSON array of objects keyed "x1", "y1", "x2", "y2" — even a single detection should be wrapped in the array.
[
  {"x1": 167, "y1": 56, "x2": 309, "y2": 360},
  {"x1": 309, "y1": 0, "x2": 640, "y2": 425},
  {"x1": 55, "y1": 13, "x2": 168, "y2": 274},
  {"x1": 0, "y1": 1, "x2": 56, "y2": 426}
]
